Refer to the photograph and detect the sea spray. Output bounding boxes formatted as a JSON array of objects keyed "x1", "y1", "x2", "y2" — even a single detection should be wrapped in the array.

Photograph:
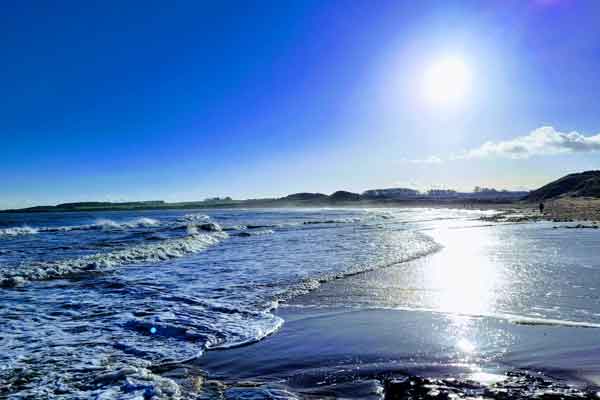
[{"x1": 0, "y1": 226, "x2": 39, "y2": 237}]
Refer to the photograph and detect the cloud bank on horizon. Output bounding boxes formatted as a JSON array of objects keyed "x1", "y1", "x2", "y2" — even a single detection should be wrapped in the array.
[{"x1": 412, "y1": 126, "x2": 600, "y2": 163}]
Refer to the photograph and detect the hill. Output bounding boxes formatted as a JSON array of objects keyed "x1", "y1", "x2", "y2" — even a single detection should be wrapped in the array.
[
  {"x1": 527, "y1": 171, "x2": 600, "y2": 202},
  {"x1": 279, "y1": 191, "x2": 361, "y2": 204},
  {"x1": 281, "y1": 193, "x2": 329, "y2": 202},
  {"x1": 329, "y1": 191, "x2": 361, "y2": 202}
]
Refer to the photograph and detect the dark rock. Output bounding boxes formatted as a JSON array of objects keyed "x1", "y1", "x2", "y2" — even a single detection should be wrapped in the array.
[
  {"x1": 565, "y1": 224, "x2": 599, "y2": 229},
  {"x1": 383, "y1": 372, "x2": 598, "y2": 400},
  {"x1": 198, "y1": 223, "x2": 222, "y2": 232},
  {"x1": 245, "y1": 224, "x2": 273, "y2": 229},
  {"x1": 0, "y1": 276, "x2": 25, "y2": 288}
]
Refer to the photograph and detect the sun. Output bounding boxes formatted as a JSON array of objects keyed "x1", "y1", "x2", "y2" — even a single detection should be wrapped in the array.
[{"x1": 422, "y1": 56, "x2": 471, "y2": 107}]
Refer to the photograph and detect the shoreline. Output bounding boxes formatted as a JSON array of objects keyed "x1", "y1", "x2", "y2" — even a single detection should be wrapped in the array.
[
  {"x1": 4, "y1": 206, "x2": 600, "y2": 398},
  {"x1": 192, "y1": 219, "x2": 600, "y2": 399}
]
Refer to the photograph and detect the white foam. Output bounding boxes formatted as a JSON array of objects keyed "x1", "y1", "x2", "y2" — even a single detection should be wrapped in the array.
[
  {"x1": 238, "y1": 229, "x2": 275, "y2": 237},
  {"x1": 90, "y1": 217, "x2": 161, "y2": 230},
  {"x1": 0, "y1": 226, "x2": 39, "y2": 237},
  {"x1": 92, "y1": 366, "x2": 182, "y2": 400},
  {"x1": 178, "y1": 213, "x2": 210, "y2": 222},
  {"x1": 254, "y1": 229, "x2": 274, "y2": 235},
  {"x1": 186, "y1": 224, "x2": 199, "y2": 235},
  {"x1": 0, "y1": 231, "x2": 228, "y2": 286},
  {"x1": 0, "y1": 218, "x2": 163, "y2": 238},
  {"x1": 207, "y1": 314, "x2": 284, "y2": 350},
  {"x1": 125, "y1": 217, "x2": 161, "y2": 227}
]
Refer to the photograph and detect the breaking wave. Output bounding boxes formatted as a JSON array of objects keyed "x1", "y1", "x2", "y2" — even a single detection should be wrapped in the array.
[
  {"x1": 0, "y1": 231, "x2": 228, "y2": 287},
  {"x1": 177, "y1": 213, "x2": 210, "y2": 223},
  {"x1": 0, "y1": 226, "x2": 39, "y2": 237},
  {"x1": 0, "y1": 218, "x2": 161, "y2": 238},
  {"x1": 45, "y1": 217, "x2": 162, "y2": 232},
  {"x1": 281, "y1": 233, "x2": 442, "y2": 302},
  {"x1": 92, "y1": 217, "x2": 161, "y2": 229},
  {"x1": 236, "y1": 229, "x2": 275, "y2": 237}
]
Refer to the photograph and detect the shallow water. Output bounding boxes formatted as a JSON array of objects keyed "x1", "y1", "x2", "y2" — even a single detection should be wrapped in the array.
[
  {"x1": 1, "y1": 207, "x2": 599, "y2": 399},
  {"x1": 290, "y1": 220, "x2": 600, "y2": 327}
]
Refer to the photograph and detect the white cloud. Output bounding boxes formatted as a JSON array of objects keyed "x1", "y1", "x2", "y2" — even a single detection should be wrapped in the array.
[
  {"x1": 460, "y1": 126, "x2": 600, "y2": 159},
  {"x1": 412, "y1": 126, "x2": 600, "y2": 163}
]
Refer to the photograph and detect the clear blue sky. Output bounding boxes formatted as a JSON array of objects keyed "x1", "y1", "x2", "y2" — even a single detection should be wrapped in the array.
[{"x1": 2, "y1": 0, "x2": 600, "y2": 208}]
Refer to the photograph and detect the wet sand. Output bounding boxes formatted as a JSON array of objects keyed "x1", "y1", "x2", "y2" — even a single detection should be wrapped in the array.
[
  {"x1": 196, "y1": 220, "x2": 600, "y2": 398},
  {"x1": 197, "y1": 306, "x2": 600, "y2": 398}
]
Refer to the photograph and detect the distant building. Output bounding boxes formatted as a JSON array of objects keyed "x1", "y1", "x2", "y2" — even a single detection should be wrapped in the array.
[
  {"x1": 426, "y1": 189, "x2": 458, "y2": 198},
  {"x1": 282, "y1": 193, "x2": 328, "y2": 201},
  {"x1": 473, "y1": 186, "x2": 507, "y2": 194},
  {"x1": 203, "y1": 197, "x2": 233, "y2": 202},
  {"x1": 470, "y1": 187, "x2": 529, "y2": 200},
  {"x1": 362, "y1": 186, "x2": 529, "y2": 202},
  {"x1": 362, "y1": 188, "x2": 420, "y2": 200}
]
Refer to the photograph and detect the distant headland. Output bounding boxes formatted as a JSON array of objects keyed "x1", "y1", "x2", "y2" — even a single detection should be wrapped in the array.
[
  {"x1": 1, "y1": 188, "x2": 528, "y2": 213},
  {"x1": 3, "y1": 171, "x2": 600, "y2": 214}
]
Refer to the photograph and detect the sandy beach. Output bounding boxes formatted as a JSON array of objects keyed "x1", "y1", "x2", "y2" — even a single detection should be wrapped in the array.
[
  {"x1": 540, "y1": 198, "x2": 600, "y2": 222},
  {"x1": 428, "y1": 198, "x2": 600, "y2": 223}
]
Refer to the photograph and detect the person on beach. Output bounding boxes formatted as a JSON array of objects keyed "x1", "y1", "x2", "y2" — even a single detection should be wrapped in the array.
[{"x1": 539, "y1": 202, "x2": 545, "y2": 214}]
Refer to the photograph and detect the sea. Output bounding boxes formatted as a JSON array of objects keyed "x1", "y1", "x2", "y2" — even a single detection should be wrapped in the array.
[{"x1": 1, "y1": 207, "x2": 600, "y2": 399}]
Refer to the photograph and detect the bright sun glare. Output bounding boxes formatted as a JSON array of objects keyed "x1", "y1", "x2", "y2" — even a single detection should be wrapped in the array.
[{"x1": 422, "y1": 56, "x2": 471, "y2": 107}]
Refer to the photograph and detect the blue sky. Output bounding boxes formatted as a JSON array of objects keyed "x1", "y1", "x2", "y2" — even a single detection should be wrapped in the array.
[{"x1": 2, "y1": 0, "x2": 600, "y2": 208}]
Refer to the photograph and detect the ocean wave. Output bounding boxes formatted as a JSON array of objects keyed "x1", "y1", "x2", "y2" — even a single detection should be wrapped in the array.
[
  {"x1": 281, "y1": 232, "x2": 442, "y2": 302},
  {"x1": 89, "y1": 366, "x2": 182, "y2": 400},
  {"x1": 0, "y1": 226, "x2": 39, "y2": 237},
  {"x1": 48, "y1": 217, "x2": 161, "y2": 232},
  {"x1": 124, "y1": 309, "x2": 284, "y2": 352},
  {"x1": 1, "y1": 358, "x2": 184, "y2": 400},
  {"x1": 245, "y1": 224, "x2": 277, "y2": 229},
  {"x1": 177, "y1": 213, "x2": 210, "y2": 223},
  {"x1": 207, "y1": 313, "x2": 284, "y2": 350},
  {"x1": 302, "y1": 218, "x2": 361, "y2": 225},
  {"x1": 182, "y1": 222, "x2": 223, "y2": 235},
  {"x1": 100, "y1": 217, "x2": 161, "y2": 229},
  {"x1": 236, "y1": 229, "x2": 275, "y2": 237},
  {"x1": 0, "y1": 231, "x2": 228, "y2": 287},
  {"x1": 222, "y1": 218, "x2": 361, "y2": 232},
  {"x1": 0, "y1": 218, "x2": 162, "y2": 239}
]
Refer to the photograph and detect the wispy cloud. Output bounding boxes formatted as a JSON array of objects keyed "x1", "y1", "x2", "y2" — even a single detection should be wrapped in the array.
[
  {"x1": 409, "y1": 155, "x2": 443, "y2": 164},
  {"x1": 410, "y1": 126, "x2": 600, "y2": 163}
]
